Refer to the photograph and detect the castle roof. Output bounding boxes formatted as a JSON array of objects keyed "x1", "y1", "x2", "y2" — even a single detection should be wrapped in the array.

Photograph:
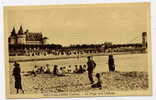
[
  {"x1": 26, "y1": 32, "x2": 43, "y2": 41},
  {"x1": 43, "y1": 37, "x2": 48, "y2": 39},
  {"x1": 10, "y1": 26, "x2": 46, "y2": 42},
  {"x1": 10, "y1": 27, "x2": 16, "y2": 37},
  {"x1": 18, "y1": 25, "x2": 24, "y2": 35}
]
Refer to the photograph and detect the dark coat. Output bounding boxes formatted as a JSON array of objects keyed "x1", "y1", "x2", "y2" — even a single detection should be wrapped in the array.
[
  {"x1": 87, "y1": 60, "x2": 96, "y2": 72},
  {"x1": 13, "y1": 66, "x2": 22, "y2": 89},
  {"x1": 108, "y1": 58, "x2": 115, "y2": 71}
]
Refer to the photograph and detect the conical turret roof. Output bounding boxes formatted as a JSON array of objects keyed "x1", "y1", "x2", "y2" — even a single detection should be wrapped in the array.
[
  {"x1": 18, "y1": 25, "x2": 24, "y2": 35},
  {"x1": 11, "y1": 27, "x2": 16, "y2": 36}
]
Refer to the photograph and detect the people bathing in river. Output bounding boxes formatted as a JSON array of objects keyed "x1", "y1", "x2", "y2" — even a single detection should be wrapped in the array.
[
  {"x1": 91, "y1": 73, "x2": 102, "y2": 89},
  {"x1": 108, "y1": 55, "x2": 115, "y2": 72},
  {"x1": 12, "y1": 62, "x2": 24, "y2": 94},
  {"x1": 87, "y1": 56, "x2": 96, "y2": 84}
]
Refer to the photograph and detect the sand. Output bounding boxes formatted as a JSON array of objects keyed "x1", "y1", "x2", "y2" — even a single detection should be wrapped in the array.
[{"x1": 9, "y1": 71, "x2": 148, "y2": 95}]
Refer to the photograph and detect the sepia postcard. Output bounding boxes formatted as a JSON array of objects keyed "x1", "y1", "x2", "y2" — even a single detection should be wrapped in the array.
[{"x1": 4, "y1": 2, "x2": 152, "y2": 98}]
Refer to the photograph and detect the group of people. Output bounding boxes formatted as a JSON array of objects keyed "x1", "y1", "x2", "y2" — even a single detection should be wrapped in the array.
[
  {"x1": 31, "y1": 64, "x2": 87, "y2": 77},
  {"x1": 86, "y1": 56, "x2": 102, "y2": 89},
  {"x1": 12, "y1": 54, "x2": 115, "y2": 93},
  {"x1": 31, "y1": 64, "x2": 51, "y2": 76},
  {"x1": 73, "y1": 65, "x2": 87, "y2": 74},
  {"x1": 86, "y1": 55, "x2": 115, "y2": 89}
]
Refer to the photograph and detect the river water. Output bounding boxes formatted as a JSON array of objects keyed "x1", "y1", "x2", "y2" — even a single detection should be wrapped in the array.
[{"x1": 9, "y1": 53, "x2": 148, "y2": 72}]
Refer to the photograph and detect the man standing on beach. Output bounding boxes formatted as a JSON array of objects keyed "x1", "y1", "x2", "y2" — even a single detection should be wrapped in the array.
[
  {"x1": 108, "y1": 55, "x2": 115, "y2": 72},
  {"x1": 87, "y1": 56, "x2": 96, "y2": 84}
]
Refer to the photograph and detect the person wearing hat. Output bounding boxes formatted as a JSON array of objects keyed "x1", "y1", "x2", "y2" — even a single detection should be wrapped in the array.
[
  {"x1": 12, "y1": 62, "x2": 24, "y2": 94},
  {"x1": 87, "y1": 56, "x2": 96, "y2": 84}
]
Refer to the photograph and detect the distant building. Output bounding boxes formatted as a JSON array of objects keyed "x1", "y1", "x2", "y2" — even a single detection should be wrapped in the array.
[
  {"x1": 8, "y1": 27, "x2": 147, "y2": 56},
  {"x1": 9, "y1": 26, "x2": 48, "y2": 45},
  {"x1": 142, "y1": 32, "x2": 147, "y2": 48}
]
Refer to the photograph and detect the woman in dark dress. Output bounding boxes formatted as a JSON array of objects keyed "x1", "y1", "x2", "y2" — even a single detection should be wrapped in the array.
[
  {"x1": 108, "y1": 55, "x2": 115, "y2": 72},
  {"x1": 12, "y1": 62, "x2": 24, "y2": 94}
]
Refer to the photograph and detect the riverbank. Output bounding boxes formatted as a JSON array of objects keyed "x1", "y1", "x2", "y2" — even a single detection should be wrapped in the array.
[
  {"x1": 10, "y1": 71, "x2": 148, "y2": 95},
  {"x1": 9, "y1": 52, "x2": 146, "y2": 62}
]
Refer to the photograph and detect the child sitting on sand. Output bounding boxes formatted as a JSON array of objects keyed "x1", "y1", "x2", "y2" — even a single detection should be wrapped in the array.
[
  {"x1": 53, "y1": 65, "x2": 58, "y2": 75},
  {"x1": 91, "y1": 73, "x2": 102, "y2": 89},
  {"x1": 83, "y1": 64, "x2": 87, "y2": 72},
  {"x1": 44, "y1": 64, "x2": 51, "y2": 74},
  {"x1": 39, "y1": 66, "x2": 44, "y2": 74},
  {"x1": 31, "y1": 65, "x2": 38, "y2": 76},
  {"x1": 67, "y1": 65, "x2": 72, "y2": 73},
  {"x1": 73, "y1": 65, "x2": 79, "y2": 73},
  {"x1": 77, "y1": 65, "x2": 85, "y2": 74},
  {"x1": 57, "y1": 67, "x2": 65, "y2": 76}
]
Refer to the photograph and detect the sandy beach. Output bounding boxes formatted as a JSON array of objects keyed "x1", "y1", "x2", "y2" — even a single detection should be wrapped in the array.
[
  {"x1": 9, "y1": 54, "x2": 149, "y2": 96},
  {"x1": 9, "y1": 71, "x2": 148, "y2": 95}
]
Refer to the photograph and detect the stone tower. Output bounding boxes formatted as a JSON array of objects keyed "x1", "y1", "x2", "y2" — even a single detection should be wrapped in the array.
[
  {"x1": 17, "y1": 26, "x2": 26, "y2": 44},
  {"x1": 142, "y1": 32, "x2": 147, "y2": 48},
  {"x1": 9, "y1": 27, "x2": 17, "y2": 45},
  {"x1": 42, "y1": 37, "x2": 48, "y2": 44}
]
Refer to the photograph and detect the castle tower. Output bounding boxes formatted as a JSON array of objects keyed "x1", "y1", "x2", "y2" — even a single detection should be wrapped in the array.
[
  {"x1": 142, "y1": 32, "x2": 147, "y2": 48},
  {"x1": 42, "y1": 37, "x2": 48, "y2": 44},
  {"x1": 9, "y1": 27, "x2": 17, "y2": 45},
  {"x1": 17, "y1": 25, "x2": 26, "y2": 44}
]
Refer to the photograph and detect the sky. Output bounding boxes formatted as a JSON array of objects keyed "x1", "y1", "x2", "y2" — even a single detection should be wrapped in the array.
[{"x1": 4, "y1": 3, "x2": 150, "y2": 46}]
